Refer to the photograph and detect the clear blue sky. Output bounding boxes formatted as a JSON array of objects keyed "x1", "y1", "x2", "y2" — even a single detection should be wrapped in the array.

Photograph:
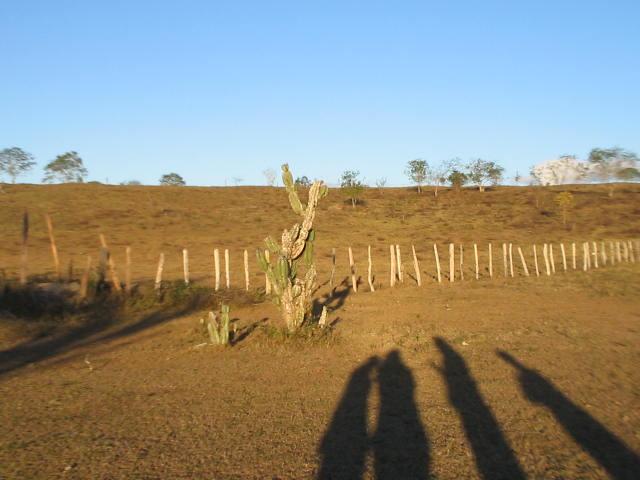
[{"x1": 2, "y1": 0, "x2": 639, "y2": 186}]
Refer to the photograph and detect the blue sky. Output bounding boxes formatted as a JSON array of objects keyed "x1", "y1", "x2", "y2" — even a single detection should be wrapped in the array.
[{"x1": 1, "y1": 0, "x2": 639, "y2": 186}]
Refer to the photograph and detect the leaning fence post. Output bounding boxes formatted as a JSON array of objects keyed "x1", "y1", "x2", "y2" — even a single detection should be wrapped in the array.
[
  {"x1": 543, "y1": 243, "x2": 551, "y2": 276},
  {"x1": 629, "y1": 240, "x2": 636, "y2": 263},
  {"x1": 517, "y1": 247, "x2": 529, "y2": 277},
  {"x1": 330, "y1": 247, "x2": 336, "y2": 288},
  {"x1": 621, "y1": 241, "x2": 629, "y2": 263},
  {"x1": 244, "y1": 249, "x2": 250, "y2": 291},
  {"x1": 367, "y1": 245, "x2": 375, "y2": 292},
  {"x1": 560, "y1": 243, "x2": 567, "y2": 272},
  {"x1": 488, "y1": 243, "x2": 493, "y2": 278},
  {"x1": 396, "y1": 245, "x2": 403, "y2": 283},
  {"x1": 433, "y1": 243, "x2": 441, "y2": 283},
  {"x1": 225, "y1": 248, "x2": 230, "y2": 289},
  {"x1": 389, "y1": 245, "x2": 396, "y2": 287},
  {"x1": 154, "y1": 253, "x2": 165, "y2": 291},
  {"x1": 45, "y1": 214, "x2": 61, "y2": 279},
  {"x1": 348, "y1": 246, "x2": 357, "y2": 293},
  {"x1": 533, "y1": 245, "x2": 540, "y2": 277},
  {"x1": 616, "y1": 241, "x2": 622, "y2": 263},
  {"x1": 473, "y1": 243, "x2": 479, "y2": 280},
  {"x1": 449, "y1": 243, "x2": 455, "y2": 283},
  {"x1": 412, "y1": 245, "x2": 422, "y2": 287},
  {"x1": 549, "y1": 244, "x2": 556, "y2": 274}
]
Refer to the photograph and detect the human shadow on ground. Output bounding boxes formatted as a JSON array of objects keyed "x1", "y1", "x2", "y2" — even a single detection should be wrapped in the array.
[
  {"x1": 499, "y1": 350, "x2": 640, "y2": 480},
  {"x1": 434, "y1": 338, "x2": 526, "y2": 480},
  {"x1": 318, "y1": 350, "x2": 430, "y2": 479}
]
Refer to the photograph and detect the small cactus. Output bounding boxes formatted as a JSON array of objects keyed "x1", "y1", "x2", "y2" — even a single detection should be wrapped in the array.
[
  {"x1": 257, "y1": 164, "x2": 328, "y2": 331},
  {"x1": 203, "y1": 304, "x2": 231, "y2": 345}
]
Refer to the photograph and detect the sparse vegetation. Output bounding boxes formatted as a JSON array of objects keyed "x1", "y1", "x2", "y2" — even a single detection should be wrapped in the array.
[
  {"x1": 159, "y1": 172, "x2": 186, "y2": 186},
  {"x1": 405, "y1": 159, "x2": 428, "y2": 193},
  {"x1": 0, "y1": 147, "x2": 36, "y2": 183},
  {"x1": 554, "y1": 191, "x2": 575, "y2": 227},
  {"x1": 42, "y1": 151, "x2": 88, "y2": 183},
  {"x1": 340, "y1": 170, "x2": 365, "y2": 208}
]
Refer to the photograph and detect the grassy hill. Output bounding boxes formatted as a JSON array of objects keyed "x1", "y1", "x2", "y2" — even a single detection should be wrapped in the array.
[{"x1": 0, "y1": 182, "x2": 638, "y2": 286}]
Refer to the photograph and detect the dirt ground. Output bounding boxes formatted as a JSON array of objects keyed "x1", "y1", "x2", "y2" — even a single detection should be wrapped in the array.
[
  {"x1": 1, "y1": 263, "x2": 639, "y2": 479},
  {"x1": 1, "y1": 183, "x2": 639, "y2": 479}
]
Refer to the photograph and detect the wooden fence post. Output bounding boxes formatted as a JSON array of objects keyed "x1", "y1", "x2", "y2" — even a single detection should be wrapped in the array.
[
  {"x1": 368, "y1": 245, "x2": 375, "y2": 292},
  {"x1": 182, "y1": 248, "x2": 190, "y2": 285},
  {"x1": 412, "y1": 245, "x2": 422, "y2": 286},
  {"x1": 154, "y1": 253, "x2": 164, "y2": 291},
  {"x1": 622, "y1": 241, "x2": 629, "y2": 263},
  {"x1": 616, "y1": 241, "x2": 622, "y2": 263},
  {"x1": 582, "y1": 242, "x2": 589, "y2": 271},
  {"x1": 348, "y1": 246, "x2": 357, "y2": 293},
  {"x1": 600, "y1": 241, "x2": 607, "y2": 266},
  {"x1": 549, "y1": 244, "x2": 556, "y2": 274},
  {"x1": 533, "y1": 245, "x2": 540, "y2": 277},
  {"x1": 79, "y1": 255, "x2": 92, "y2": 300},
  {"x1": 214, "y1": 248, "x2": 221, "y2": 291},
  {"x1": 99, "y1": 234, "x2": 122, "y2": 292},
  {"x1": 45, "y1": 214, "x2": 61, "y2": 279},
  {"x1": 509, "y1": 243, "x2": 515, "y2": 277},
  {"x1": 502, "y1": 243, "x2": 508, "y2": 277},
  {"x1": 488, "y1": 243, "x2": 493, "y2": 278},
  {"x1": 125, "y1": 246, "x2": 132, "y2": 293},
  {"x1": 609, "y1": 241, "x2": 615, "y2": 265},
  {"x1": 389, "y1": 245, "x2": 396, "y2": 287},
  {"x1": 572, "y1": 242, "x2": 577, "y2": 269},
  {"x1": 225, "y1": 248, "x2": 230, "y2": 289},
  {"x1": 629, "y1": 240, "x2": 636, "y2": 263},
  {"x1": 459, "y1": 244, "x2": 465, "y2": 281},
  {"x1": 592, "y1": 242, "x2": 599, "y2": 268},
  {"x1": 433, "y1": 244, "x2": 441, "y2": 283},
  {"x1": 560, "y1": 243, "x2": 567, "y2": 272},
  {"x1": 543, "y1": 243, "x2": 551, "y2": 276},
  {"x1": 244, "y1": 250, "x2": 250, "y2": 291},
  {"x1": 473, "y1": 243, "x2": 479, "y2": 280},
  {"x1": 396, "y1": 245, "x2": 403, "y2": 283},
  {"x1": 330, "y1": 247, "x2": 336, "y2": 288},
  {"x1": 517, "y1": 247, "x2": 529, "y2": 276},
  {"x1": 19, "y1": 211, "x2": 29, "y2": 285},
  {"x1": 449, "y1": 243, "x2": 455, "y2": 283}
]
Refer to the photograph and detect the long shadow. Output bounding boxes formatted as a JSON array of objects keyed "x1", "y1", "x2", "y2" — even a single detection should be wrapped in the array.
[
  {"x1": 499, "y1": 351, "x2": 640, "y2": 480},
  {"x1": 434, "y1": 338, "x2": 526, "y2": 479},
  {"x1": 318, "y1": 350, "x2": 430, "y2": 479},
  {"x1": 312, "y1": 279, "x2": 352, "y2": 318},
  {"x1": 318, "y1": 356, "x2": 379, "y2": 480},
  {"x1": 0, "y1": 293, "x2": 207, "y2": 378},
  {"x1": 373, "y1": 349, "x2": 430, "y2": 479}
]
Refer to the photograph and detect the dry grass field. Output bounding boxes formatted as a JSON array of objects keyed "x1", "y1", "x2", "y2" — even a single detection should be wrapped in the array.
[{"x1": 1, "y1": 183, "x2": 639, "y2": 479}]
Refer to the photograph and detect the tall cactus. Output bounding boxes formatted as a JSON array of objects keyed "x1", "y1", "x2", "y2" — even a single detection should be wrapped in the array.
[{"x1": 257, "y1": 164, "x2": 328, "y2": 331}]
